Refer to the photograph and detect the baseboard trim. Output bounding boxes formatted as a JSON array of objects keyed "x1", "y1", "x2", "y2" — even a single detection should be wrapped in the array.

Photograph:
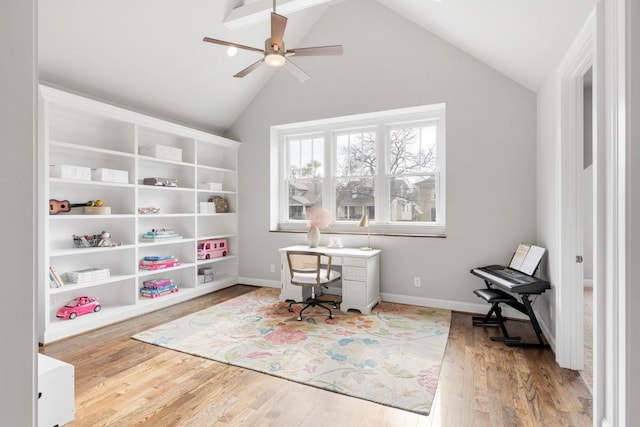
[
  {"x1": 238, "y1": 277, "x2": 280, "y2": 289},
  {"x1": 381, "y1": 292, "x2": 529, "y2": 320}
]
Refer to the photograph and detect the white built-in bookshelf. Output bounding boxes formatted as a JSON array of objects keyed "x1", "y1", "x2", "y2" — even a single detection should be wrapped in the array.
[{"x1": 38, "y1": 85, "x2": 240, "y2": 344}]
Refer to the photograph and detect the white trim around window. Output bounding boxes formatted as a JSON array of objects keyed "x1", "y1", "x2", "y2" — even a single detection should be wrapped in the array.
[{"x1": 270, "y1": 104, "x2": 446, "y2": 236}]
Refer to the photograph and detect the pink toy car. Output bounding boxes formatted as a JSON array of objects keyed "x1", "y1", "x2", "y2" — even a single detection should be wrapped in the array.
[
  {"x1": 197, "y1": 239, "x2": 228, "y2": 260},
  {"x1": 56, "y1": 296, "x2": 102, "y2": 320}
]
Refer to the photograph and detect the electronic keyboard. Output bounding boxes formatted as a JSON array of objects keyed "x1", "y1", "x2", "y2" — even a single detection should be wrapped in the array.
[{"x1": 471, "y1": 265, "x2": 550, "y2": 295}]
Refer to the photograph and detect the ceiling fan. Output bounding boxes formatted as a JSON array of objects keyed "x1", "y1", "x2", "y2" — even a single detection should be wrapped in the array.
[{"x1": 203, "y1": 0, "x2": 343, "y2": 82}]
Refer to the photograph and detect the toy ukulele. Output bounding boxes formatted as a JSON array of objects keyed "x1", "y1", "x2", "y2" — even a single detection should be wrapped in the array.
[{"x1": 49, "y1": 199, "x2": 103, "y2": 215}]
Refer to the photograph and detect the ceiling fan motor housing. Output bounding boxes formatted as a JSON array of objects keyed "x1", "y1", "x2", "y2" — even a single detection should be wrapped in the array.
[{"x1": 264, "y1": 38, "x2": 286, "y2": 67}]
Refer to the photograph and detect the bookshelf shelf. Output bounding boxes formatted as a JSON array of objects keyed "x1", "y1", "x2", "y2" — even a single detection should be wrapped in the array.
[{"x1": 39, "y1": 85, "x2": 240, "y2": 344}]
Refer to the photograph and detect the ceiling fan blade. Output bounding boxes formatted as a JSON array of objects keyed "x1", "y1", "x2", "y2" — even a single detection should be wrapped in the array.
[
  {"x1": 233, "y1": 59, "x2": 265, "y2": 78},
  {"x1": 270, "y1": 12, "x2": 288, "y2": 48},
  {"x1": 284, "y1": 59, "x2": 311, "y2": 82},
  {"x1": 203, "y1": 37, "x2": 263, "y2": 54},
  {"x1": 286, "y1": 45, "x2": 343, "y2": 57}
]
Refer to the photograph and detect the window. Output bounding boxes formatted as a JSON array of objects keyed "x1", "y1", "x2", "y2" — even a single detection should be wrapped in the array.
[
  {"x1": 286, "y1": 134, "x2": 324, "y2": 221},
  {"x1": 272, "y1": 104, "x2": 446, "y2": 236}
]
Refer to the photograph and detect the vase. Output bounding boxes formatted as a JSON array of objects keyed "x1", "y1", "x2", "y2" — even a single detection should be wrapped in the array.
[{"x1": 307, "y1": 226, "x2": 320, "y2": 248}]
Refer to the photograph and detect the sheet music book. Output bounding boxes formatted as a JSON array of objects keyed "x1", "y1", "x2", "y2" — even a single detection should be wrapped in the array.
[{"x1": 508, "y1": 243, "x2": 546, "y2": 276}]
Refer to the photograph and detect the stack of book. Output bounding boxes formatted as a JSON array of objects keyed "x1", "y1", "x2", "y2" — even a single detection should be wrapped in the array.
[
  {"x1": 139, "y1": 278, "x2": 178, "y2": 298},
  {"x1": 138, "y1": 255, "x2": 181, "y2": 270},
  {"x1": 65, "y1": 267, "x2": 110, "y2": 284},
  {"x1": 140, "y1": 228, "x2": 182, "y2": 242},
  {"x1": 49, "y1": 266, "x2": 65, "y2": 288}
]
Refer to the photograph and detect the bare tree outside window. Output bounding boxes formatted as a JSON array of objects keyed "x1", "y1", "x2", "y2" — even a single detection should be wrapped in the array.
[
  {"x1": 336, "y1": 131, "x2": 376, "y2": 221},
  {"x1": 388, "y1": 124, "x2": 438, "y2": 222}
]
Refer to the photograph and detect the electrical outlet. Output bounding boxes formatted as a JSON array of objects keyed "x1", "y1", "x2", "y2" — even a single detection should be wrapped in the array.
[
  {"x1": 414, "y1": 277, "x2": 421, "y2": 287},
  {"x1": 270, "y1": 264, "x2": 275, "y2": 273}
]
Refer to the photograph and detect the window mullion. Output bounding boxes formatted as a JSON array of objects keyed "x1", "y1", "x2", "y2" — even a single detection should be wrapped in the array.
[
  {"x1": 376, "y1": 123, "x2": 387, "y2": 225},
  {"x1": 280, "y1": 133, "x2": 288, "y2": 223},
  {"x1": 324, "y1": 129, "x2": 333, "y2": 215}
]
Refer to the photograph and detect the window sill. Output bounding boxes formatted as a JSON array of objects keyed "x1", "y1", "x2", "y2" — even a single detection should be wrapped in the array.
[{"x1": 272, "y1": 224, "x2": 447, "y2": 238}]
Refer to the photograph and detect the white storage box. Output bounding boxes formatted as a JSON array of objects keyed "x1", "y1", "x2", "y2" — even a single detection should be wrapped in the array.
[
  {"x1": 199, "y1": 202, "x2": 216, "y2": 214},
  {"x1": 139, "y1": 145, "x2": 183, "y2": 162},
  {"x1": 50, "y1": 164, "x2": 91, "y2": 181},
  {"x1": 92, "y1": 168, "x2": 129, "y2": 184},
  {"x1": 199, "y1": 182, "x2": 223, "y2": 191}
]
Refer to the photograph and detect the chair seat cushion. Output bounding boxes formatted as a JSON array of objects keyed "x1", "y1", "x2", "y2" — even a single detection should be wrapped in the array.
[
  {"x1": 292, "y1": 269, "x2": 341, "y2": 285},
  {"x1": 473, "y1": 288, "x2": 517, "y2": 303}
]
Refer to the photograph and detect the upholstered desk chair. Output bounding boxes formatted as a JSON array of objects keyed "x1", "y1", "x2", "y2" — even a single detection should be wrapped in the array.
[{"x1": 286, "y1": 251, "x2": 341, "y2": 321}]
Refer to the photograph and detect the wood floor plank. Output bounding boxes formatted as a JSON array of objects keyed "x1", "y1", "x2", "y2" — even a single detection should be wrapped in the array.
[{"x1": 39, "y1": 285, "x2": 592, "y2": 426}]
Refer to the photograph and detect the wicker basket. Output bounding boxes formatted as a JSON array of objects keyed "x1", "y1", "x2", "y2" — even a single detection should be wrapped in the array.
[{"x1": 208, "y1": 196, "x2": 229, "y2": 213}]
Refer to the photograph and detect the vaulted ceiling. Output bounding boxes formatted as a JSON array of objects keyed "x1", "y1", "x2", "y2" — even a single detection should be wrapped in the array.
[{"x1": 38, "y1": 0, "x2": 594, "y2": 134}]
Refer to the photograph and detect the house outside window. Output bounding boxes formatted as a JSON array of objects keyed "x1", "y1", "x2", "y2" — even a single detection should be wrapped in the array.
[{"x1": 271, "y1": 104, "x2": 446, "y2": 236}]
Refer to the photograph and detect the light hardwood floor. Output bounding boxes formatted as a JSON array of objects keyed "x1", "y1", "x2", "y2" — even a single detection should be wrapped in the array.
[{"x1": 39, "y1": 285, "x2": 592, "y2": 426}]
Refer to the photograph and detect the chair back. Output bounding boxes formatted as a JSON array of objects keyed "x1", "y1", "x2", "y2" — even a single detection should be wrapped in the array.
[{"x1": 286, "y1": 251, "x2": 338, "y2": 286}]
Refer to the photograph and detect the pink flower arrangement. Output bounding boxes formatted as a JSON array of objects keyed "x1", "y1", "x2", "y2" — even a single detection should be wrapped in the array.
[{"x1": 306, "y1": 206, "x2": 332, "y2": 229}]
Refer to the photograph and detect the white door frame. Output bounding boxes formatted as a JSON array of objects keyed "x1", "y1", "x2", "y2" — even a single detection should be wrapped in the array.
[{"x1": 558, "y1": 1, "x2": 630, "y2": 424}]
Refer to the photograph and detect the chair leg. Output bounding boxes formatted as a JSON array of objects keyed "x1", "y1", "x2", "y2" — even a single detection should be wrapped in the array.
[{"x1": 294, "y1": 287, "x2": 333, "y2": 321}]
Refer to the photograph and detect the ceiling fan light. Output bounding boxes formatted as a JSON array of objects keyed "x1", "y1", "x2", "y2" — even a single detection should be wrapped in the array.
[
  {"x1": 265, "y1": 53, "x2": 286, "y2": 67},
  {"x1": 226, "y1": 46, "x2": 238, "y2": 57}
]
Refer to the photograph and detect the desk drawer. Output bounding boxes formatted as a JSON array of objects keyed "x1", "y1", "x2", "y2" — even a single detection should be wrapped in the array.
[
  {"x1": 342, "y1": 280, "x2": 365, "y2": 304},
  {"x1": 342, "y1": 257, "x2": 366, "y2": 267},
  {"x1": 343, "y1": 266, "x2": 366, "y2": 281}
]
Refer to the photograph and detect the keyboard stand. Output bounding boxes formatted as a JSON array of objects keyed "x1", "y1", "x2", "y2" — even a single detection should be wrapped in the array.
[{"x1": 473, "y1": 279, "x2": 549, "y2": 348}]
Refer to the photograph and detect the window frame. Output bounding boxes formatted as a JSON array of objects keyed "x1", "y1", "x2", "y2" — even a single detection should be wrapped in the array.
[{"x1": 271, "y1": 104, "x2": 446, "y2": 236}]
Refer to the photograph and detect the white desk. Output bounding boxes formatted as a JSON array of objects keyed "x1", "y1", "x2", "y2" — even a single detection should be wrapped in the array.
[{"x1": 279, "y1": 245, "x2": 381, "y2": 314}]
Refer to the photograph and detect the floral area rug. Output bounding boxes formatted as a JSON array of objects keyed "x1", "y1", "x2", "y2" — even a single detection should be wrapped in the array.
[{"x1": 132, "y1": 287, "x2": 451, "y2": 415}]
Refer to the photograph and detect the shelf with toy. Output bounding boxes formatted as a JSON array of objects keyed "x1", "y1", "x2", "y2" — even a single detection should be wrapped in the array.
[
  {"x1": 48, "y1": 219, "x2": 134, "y2": 251},
  {"x1": 138, "y1": 188, "x2": 196, "y2": 215},
  {"x1": 139, "y1": 216, "x2": 194, "y2": 239},
  {"x1": 48, "y1": 186, "x2": 136, "y2": 216},
  {"x1": 138, "y1": 157, "x2": 195, "y2": 189}
]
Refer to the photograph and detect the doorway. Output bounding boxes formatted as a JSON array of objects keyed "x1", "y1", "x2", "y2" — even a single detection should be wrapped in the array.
[{"x1": 580, "y1": 67, "x2": 594, "y2": 392}]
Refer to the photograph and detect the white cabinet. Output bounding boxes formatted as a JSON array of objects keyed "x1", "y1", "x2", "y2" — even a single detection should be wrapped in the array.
[
  {"x1": 38, "y1": 85, "x2": 240, "y2": 344},
  {"x1": 279, "y1": 246, "x2": 381, "y2": 314},
  {"x1": 38, "y1": 354, "x2": 74, "y2": 427}
]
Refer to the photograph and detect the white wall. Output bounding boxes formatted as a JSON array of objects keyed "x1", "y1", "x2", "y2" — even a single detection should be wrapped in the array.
[
  {"x1": 535, "y1": 72, "x2": 558, "y2": 337},
  {"x1": 0, "y1": 0, "x2": 37, "y2": 424},
  {"x1": 228, "y1": 0, "x2": 537, "y2": 309}
]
